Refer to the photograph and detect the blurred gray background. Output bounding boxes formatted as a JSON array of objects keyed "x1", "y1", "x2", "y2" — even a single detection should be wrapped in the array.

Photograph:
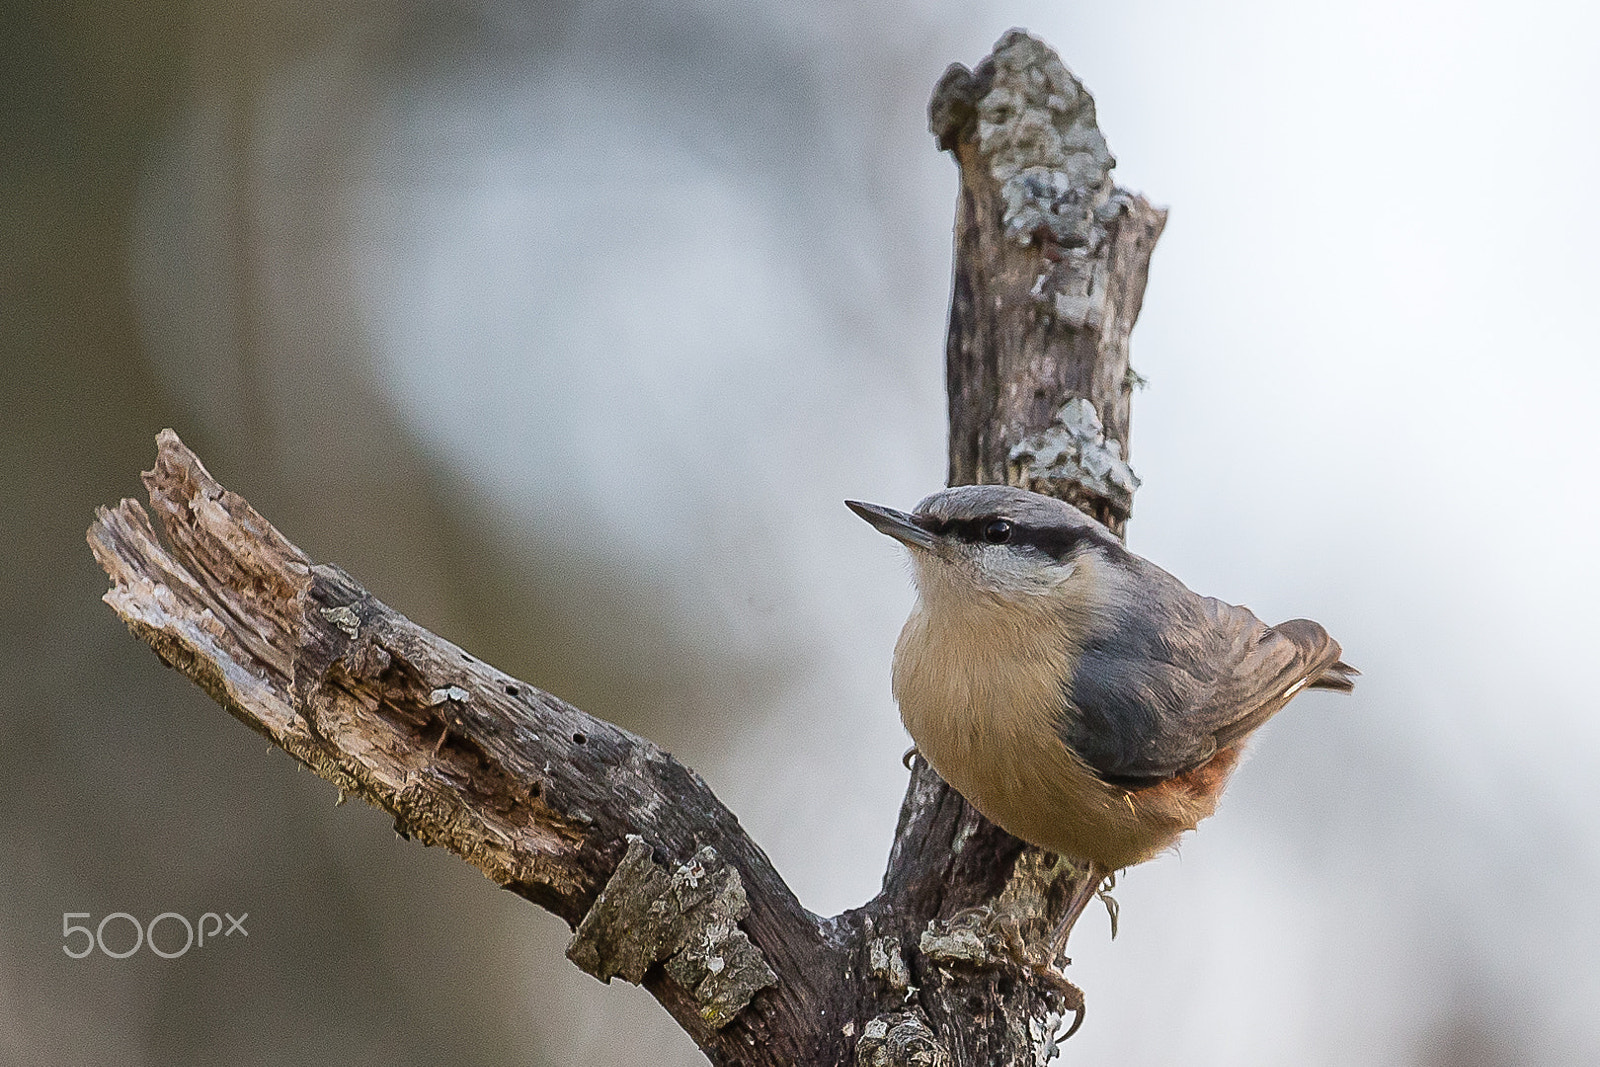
[{"x1": 4, "y1": 1, "x2": 1597, "y2": 1064}]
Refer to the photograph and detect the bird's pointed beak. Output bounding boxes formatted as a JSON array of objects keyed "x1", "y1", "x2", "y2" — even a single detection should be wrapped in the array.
[{"x1": 846, "y1": 500, "x2": 938, "y2": 551}]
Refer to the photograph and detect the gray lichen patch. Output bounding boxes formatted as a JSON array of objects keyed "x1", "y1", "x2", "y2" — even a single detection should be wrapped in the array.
[
  {"x1": 918, "y1": 908, "x2": 1014, "y2": 968},
  {"x1": 856, "y1": 1013, "x2": 949, "y2": 1067},
  {"x1": 1009, "y1": 398, "x2": 1140, "y2": 518},
  {"x1": 929, "y1": 32, "x2": 1116, "y2": 250},
  {"x1": 867, "y1": 936, "x2": 911, "y2": 991},
  {"x1": 566, "y1": 836, "x2": 777, "y2": 1029},
  {"x1": 319, "y1": 604, "x2": 361, "y2": 638},
  {"x1": 1029, "y1": 1010, "x2": 1076, "y2": 1066},
  {"x1": 1000, "y1": 168, "x2": 1102, "y2": 250},
  {"x1": 976, "y1": 31, "x2": 1115, "y2": 249}
]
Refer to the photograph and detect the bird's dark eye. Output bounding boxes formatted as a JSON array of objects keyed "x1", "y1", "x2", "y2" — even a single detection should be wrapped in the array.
[{"x1": 983, "y1": 519, "x2": 1013, "y2": 544}]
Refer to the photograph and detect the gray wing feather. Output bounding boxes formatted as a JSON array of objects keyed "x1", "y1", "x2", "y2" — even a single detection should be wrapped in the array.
[{"x1": 1059, "y1": 561, "x2": 1346, "y2": 789}]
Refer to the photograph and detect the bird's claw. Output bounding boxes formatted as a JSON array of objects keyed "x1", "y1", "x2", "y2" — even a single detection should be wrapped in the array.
[
  {"x1": 1027, "y1": 956, "x2": 1086, "y2": 1038},
  {"x1": 930, "y1": 906, "x2": 1088, "y2": 1040},
  {"x1": 1096, "y1": 871, "x2": 1120, "y2": 939}
]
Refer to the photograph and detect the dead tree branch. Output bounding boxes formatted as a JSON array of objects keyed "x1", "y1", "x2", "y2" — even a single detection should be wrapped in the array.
[
  {"x1": 89, "y1": 29, "x2": 1163, "y2": 1066},
  {"x1": 88, "y1": 430, "x2": 841, "y2": 1060}
]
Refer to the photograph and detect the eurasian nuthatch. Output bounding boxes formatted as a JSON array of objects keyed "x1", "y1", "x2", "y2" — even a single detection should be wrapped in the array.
[{"x1": 848, "y1": 485, "x2": 1355, "y2": 958}]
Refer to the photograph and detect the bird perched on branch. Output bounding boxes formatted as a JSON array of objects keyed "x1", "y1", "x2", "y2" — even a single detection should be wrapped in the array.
[{"x1": 848, "y1": 484, "x2": 1356, "y2": 969}]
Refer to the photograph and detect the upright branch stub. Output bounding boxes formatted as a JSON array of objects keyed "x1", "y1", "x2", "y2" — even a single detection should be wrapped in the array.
[
  {"x1": 931, "y1": 28, "x2": 1166, "y2": 534},
  {"x1": 852, "y1": 33, "x2": 1167, "y2": 1062}
]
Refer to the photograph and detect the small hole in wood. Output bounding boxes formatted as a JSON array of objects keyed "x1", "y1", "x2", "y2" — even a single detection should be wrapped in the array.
[
  {"x1": 462, "y1": 653, "x2": 474, "y2": 662},
  {"x1": 572, "y1": 732, "x2": 587, "y2": 745},
  {"x1": 504, "y1": 684, "x2": 519, "y2": 697}
]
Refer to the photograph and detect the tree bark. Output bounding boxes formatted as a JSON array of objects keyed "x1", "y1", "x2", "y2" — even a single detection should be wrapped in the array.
[{"x1": 89, "y1": 29, "x2": 1162, "y2": 1067}]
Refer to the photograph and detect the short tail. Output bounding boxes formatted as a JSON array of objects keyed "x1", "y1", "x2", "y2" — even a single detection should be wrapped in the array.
[{"x1": 1309, "y1": 660, "x2": 1359, "y2": 693}]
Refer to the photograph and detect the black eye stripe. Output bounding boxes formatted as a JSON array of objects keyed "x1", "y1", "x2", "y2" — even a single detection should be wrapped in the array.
[
  {"x1": 914, "y1": 516, "x2": 988, "y2": 542},
  {"x1": 914, "y1": 514, "x2": 1107, "y2": 562},
  {"x1": 1014, "y1": 525, "x2": 1095, "y2": 560}
]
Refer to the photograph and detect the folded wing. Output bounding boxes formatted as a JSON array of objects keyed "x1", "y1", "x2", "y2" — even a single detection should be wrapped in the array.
[{"x1": 1058, "y1": 562, "x2": 1352, "y2": 789}]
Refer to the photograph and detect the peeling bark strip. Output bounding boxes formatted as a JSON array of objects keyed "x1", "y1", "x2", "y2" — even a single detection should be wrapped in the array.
[
  {"x1": 568, "y1": 836, "x2": 778, "y2": 1028},
  {"x1": 90, "y1": 30, "x2": 1164, "y2": 1066}
]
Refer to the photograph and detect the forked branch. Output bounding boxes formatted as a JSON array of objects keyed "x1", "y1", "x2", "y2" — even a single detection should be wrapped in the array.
[{"x1": 91, "y1": 29, "x2": 1163, "y2": 1066}]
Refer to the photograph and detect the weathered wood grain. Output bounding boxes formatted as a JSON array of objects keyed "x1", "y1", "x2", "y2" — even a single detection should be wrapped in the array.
[{"x1": 89, "y1": 431, "x2": 845, "y2": 1064}]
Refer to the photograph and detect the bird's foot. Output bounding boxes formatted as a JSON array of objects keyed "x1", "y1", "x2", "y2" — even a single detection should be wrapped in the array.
[
  {"x1": 989, "y1": 912, "x2": 1086, "y2": 1039},
  {"x1": 1026, "y1": 955, "x2": 1086, "y2": 1038}
]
